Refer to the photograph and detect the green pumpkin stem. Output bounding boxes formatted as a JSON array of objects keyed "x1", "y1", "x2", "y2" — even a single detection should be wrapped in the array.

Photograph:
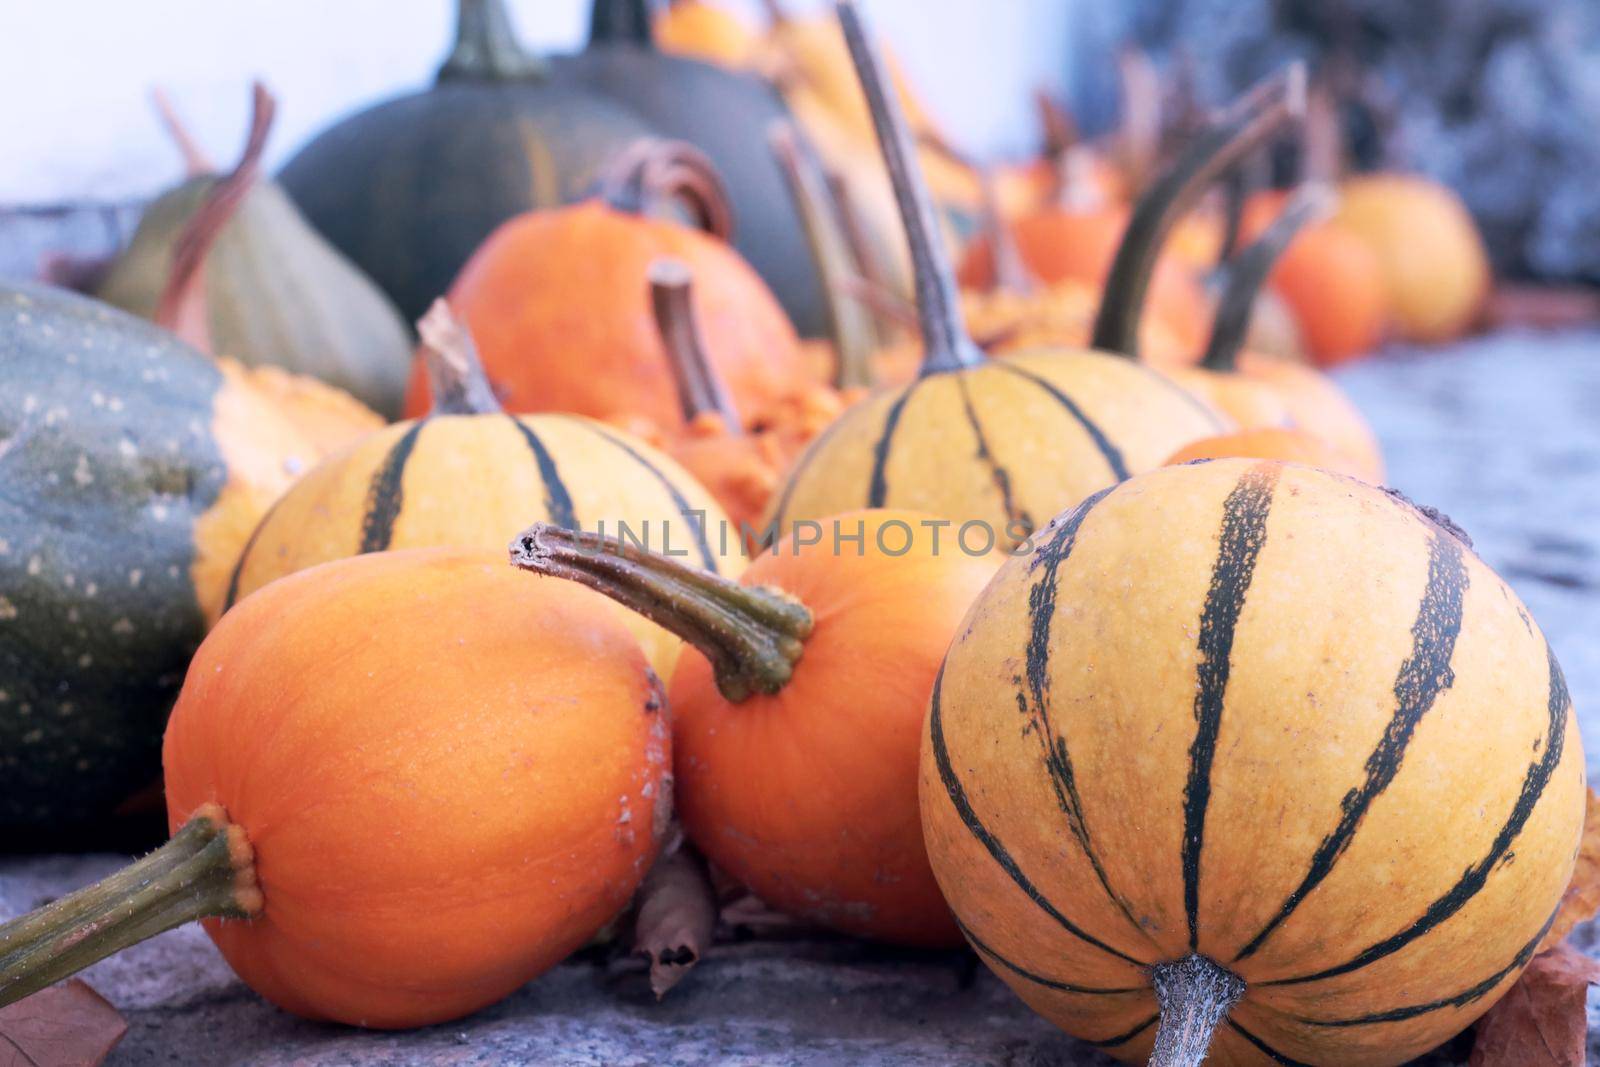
[
  {"x1": 595, "y1": 139, "x2": 736, "y2": 242},
  {"x1": 153, "y1": 82, "x2": 276, "y2": 353},
  {"x1": 1147, "y1": 955, "x2": 1245, "y2": 1067},
  {"x1": 838, "y1": 1, "x2": 983, "y2": 377},
  {"x1": 511, "y1": 523, "x2": 813, "y2": 703},
  {"x1": 437, "y1": 0, "x2": 546, "y2": 82},
  {"x1": 417, "y1": 299, "x2": 503, "y2": 415},
  {"x1": 649, "y1": 259, "x2": 744, "y2": 429},
  {"x1": 588, "y1": 0, "x2": 654, "y2": 47},
  {"x1": 768, "y1": 122, "x2": 877, "y2": 389},
  {"x1": 1201, "y1": 184, "x2": 1333, "y2": 373},
  {"x1": 1091, "y1": 64, "x2": 1305, "y2": 360},
  {"x1": 150, "y1": 88, "x2": 214, "y2": 177},
  {"x1": 0, "y1": 806, "x2": 261, "y2": 1010}
]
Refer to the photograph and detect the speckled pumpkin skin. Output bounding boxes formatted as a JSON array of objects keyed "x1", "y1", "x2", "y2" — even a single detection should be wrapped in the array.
[
  {"x1": 922, "y1": 460, "x2": 1585, "y2": 1066},
  {"x1": 0, "y1": 284, "x2": 312, "y2": 831},
  {"x1": 765, "y1": 349, "x2": 1229, "y2": 549}
]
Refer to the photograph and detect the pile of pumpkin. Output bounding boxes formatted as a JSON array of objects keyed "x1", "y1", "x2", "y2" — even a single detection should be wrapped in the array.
[{"x1": 0, "y1": 2, "x2": 1583, "y2": 1065}]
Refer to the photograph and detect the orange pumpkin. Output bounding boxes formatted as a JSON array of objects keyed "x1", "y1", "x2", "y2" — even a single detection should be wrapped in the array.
[
  {"x1": 1165, "y1": 427, "x2": 1369, "y2": 479},
  {"x1": 654, "y1": 0, "x2": 761, "y2": 68},
  {"x1": 922, "y1": 460, "x2": 1583, "y2": 1065},
  {"x1": 514, "y1": 512, "x2": 996, "y2": 947},
  {"x1": 0, "y1": 548, "x2": 671, "y2": 1028},
  {"x1": 1167, "y1": 185, "x2": 1386, "y2": 484},
  {"x1": 402, "y1": 139, "x2": 809, "y2": 434},
  {"x1": 1337, "y1": 173, "x2": 1490, "y2": 344},
  {"x1": 1241, "y1": 189, "x2": 1386, "y2": 367}
]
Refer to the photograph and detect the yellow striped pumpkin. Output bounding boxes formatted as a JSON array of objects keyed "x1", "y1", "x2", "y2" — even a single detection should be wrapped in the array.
[
  {"x1": 921, "y1": 458, "x2": 1584, "y2": 1066},
  {"x1": 228, "y1": 302, "x2": 741, "y2": 675},
  {"x1": 762, "y1": 12, "x2": 1308, "y2": 550}
]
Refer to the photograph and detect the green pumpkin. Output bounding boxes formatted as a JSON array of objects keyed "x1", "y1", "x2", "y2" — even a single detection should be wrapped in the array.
[
  {"x1": 0, "y1": 283, "x2": 312, "y2": 837},
  {"x1": 277, "y1": 0, "x2": 658, "y2": 326},
  {"x1": 550, "y1": 0, "x2": 829, "y2": 337},
  {"x1": 96, "y1": 88, "x2": 413, "y2": 419}
]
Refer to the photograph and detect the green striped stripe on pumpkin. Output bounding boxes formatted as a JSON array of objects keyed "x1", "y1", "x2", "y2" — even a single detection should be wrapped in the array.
[{"x1": 920, "y1": 458, "x2": 1584, "y2": 1066}]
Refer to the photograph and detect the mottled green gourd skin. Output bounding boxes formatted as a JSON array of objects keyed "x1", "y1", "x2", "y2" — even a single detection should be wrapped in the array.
[
  {"x1": 0, "y1": 284, "x2": 224, "y2": 834},
  {"x1": 552, "y1": 0, "x2": 828, "y2": 336},
  {"x1": 94, "y1": 175, "x2": 413, "y2": 418},
  {"x1": 279, "y1": 83, "x2": 657, "y2": 327}
]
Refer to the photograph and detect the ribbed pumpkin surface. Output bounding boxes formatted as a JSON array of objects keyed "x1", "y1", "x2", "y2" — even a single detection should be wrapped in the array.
[
  {"x1": 228, "y1": 412, "x2": 741, "y2": 676},
  {"x1": 922, "y1": 459, "x2": 1584, "y2": 1065},
  {"x1": 766, "y1": 349, "x2": 1227, "y2": 548}
]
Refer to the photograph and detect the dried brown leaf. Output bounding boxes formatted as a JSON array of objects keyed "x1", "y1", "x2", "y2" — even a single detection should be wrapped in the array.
[
  {"x1": 1469, "y1": 942, "x2": 1600, "y2": 1067},
  {"x1": 0, "y1": 979, "x2": 127, "y2": 1067},
  {"x1": 633, "y1": 839, "x2": 716, "y2": 1000},
  {"x1": 1542, "y1": 787, "x2": 1600, "y2": 952}
]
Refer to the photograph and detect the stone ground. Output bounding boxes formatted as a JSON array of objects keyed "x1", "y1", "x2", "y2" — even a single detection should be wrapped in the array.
[{"x1": 2, "y1": 329, "x2": 1598, "y2": 1065}]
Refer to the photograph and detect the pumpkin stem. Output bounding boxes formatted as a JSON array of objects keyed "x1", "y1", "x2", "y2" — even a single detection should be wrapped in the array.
[
  {"x1": 150, "y1": 88, "x2": 214, "y2": 177},
  {"x1": 153, "y1": 81, "x2": 276, "y2": 354},
  {"x1": 594, "y1": 139, "x2": 736, "y2": 243},
  {"x1": 1147, "y1": 955, "x2": 1245, "y2": 1067},
  {"x1": 511, "y1": 523, "x2": 813, "y2": 703},
  {"x1": 0, "y1": 805, "x2": 261, "y2": 1010},
  {"x1": 769, "y1": 121, "x2": 877, "y2": 389},
  {"x1": 417, "y1": 299, "x2": 503, "y2": 415},
  {"x1": 589, "y1": 0, "x2": 654, "y2": 47},
  {"x1": 978, "y1": 166, "x2": 1038, "y2": 296},
  {"x1": 1091, "y1": 63, "x2": 1306, "y2": 360},
  {"x1": 649, "y1": 259, "x2": 743, "y2": 429},
  {"x1": 1201, "y1": 184, "x2": 1334, "y2": 373},
  {"x1": 437, "y1": 0, "x2": 547, "y2": 82},
  {"x1": 836, "y1": 275, "x2": 920, "y2": 334},
  {"x1": 825, "y1": 171, "x2": 900, "y2": 345},
  {"x1": 838, "y1": 1, "x2": 983, "y2": 377},
  {"x1": 1034, "y1": 87, "x2": 1078, "y2": 159}
]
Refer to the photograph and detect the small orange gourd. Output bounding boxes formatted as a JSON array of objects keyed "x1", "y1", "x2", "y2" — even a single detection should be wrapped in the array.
[
  {"x1": 1164, "y1": 427, "x2": 1369, "y2": 480},
  {"x1": 0, "y1": 548, "x2": 671, "y2": 1028},
  {"x1": 513, "y1": 512, "x2": 996, "y2": 947},
  {"x1": 653, "y1": 0, "x2": 762, "y2": 68},
  {"x1": 923, "y1": 460, "x2": 1583, "y2": 1065},
  {"x1": 402, "y1": 140, "x2": 809, "y2": 434}
]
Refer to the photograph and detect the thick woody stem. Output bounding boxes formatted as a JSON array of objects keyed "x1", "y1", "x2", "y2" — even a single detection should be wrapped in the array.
[
  {"x1": 0, "y1": 805, "x2": 261, "y2": 1009},
  {"x1": 837, "y1": 0, "x2": 984, "y2": 376},
  {"x1": 1091, "y1": 63, "x2": 1306, "y2": 359},
  {"x1": 1147, "y1": 956, "x2": 1245, "y2": 1067},
  {"x1": 1201, "y1": 183, "x2": 1335, "y2": 372},
  {"x1": 649, "y1": 259, "x2": 743, "y2": 428},
  {"x1": 417, "y1": 299, "x2": 503, "y2": 415},
  {"x1": 437, "y1": 0, "x2": 546, "y2": 80},
  {"x1": 510, "y1": 523, "x2": 812, "y2": 703},
  {"x1": 594, "y1": 139, "x2": 736, "y2": 242}
]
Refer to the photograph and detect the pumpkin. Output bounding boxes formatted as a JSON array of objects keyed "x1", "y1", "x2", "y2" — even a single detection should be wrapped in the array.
[
  {"x1": 0, "y1": 283, "x2": 327, "y2": 833},
  {"x1": 1335, "y1": 173, "x2": 1490, "y2": 344},
  {"x1": 0, "y1": 548, "x2": 671, "y2": 1027},
  {"x1": 402, "y1": 139, "x2": 809, "y2": 437},
  {"x1": 922, "y1": 459, "x2": 1583, "y2": 1065},
  {"x1": 551, "y1": 0, "x2": 831, "y2": 336},
  {"x1": 1164, "y1": 427, "x2": 1369, "y2": 479},
  {"x1": 640, "y1": 258, "x2": 844, "y2": 535},
  {"x1": 278, "y1": 0, "x2": 659, "y2": 324},
  {"x1": 513, "y1": 512, "x2": 995, "y2": 946},
  {"x1": 654, "y1": 0, "x2": 762, "y2": 68},
  {"x1": 769, "y1": 10, "x2": 1295, "y2": 551},
  {"x1": 97, "y1": 85, "x2": 413, "y2": 417},
  {"x1": 231, "y1": 300, "x2": 740, "y2": 678},
  {"x1": 1165, "y1": 185, "x2": 1386, "y2": 484}
]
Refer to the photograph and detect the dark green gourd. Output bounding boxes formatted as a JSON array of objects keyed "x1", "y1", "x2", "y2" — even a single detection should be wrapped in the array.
[
  {"x1": 96, "y1": 85, "x2": 413, "y2": 418},
  {"x1": 0, "y1": 283, "x2": 316, "y2": 839},
  {"x1": 551, "y1": 0, "x2": 829, "y2": 336},
  {"x1": 278, "y1": 0, "x2": 657, "y2": 326}
]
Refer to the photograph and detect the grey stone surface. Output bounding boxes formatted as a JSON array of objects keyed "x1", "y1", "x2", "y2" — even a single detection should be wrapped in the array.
[{"x1": 2, "y1": 330, "x2": 1599, "y2": 1065}]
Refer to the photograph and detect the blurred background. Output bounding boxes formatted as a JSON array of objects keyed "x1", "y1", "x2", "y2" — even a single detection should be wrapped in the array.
[{"x1": 4, "y1": 0, "x2": 1600, "y2": 285}]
